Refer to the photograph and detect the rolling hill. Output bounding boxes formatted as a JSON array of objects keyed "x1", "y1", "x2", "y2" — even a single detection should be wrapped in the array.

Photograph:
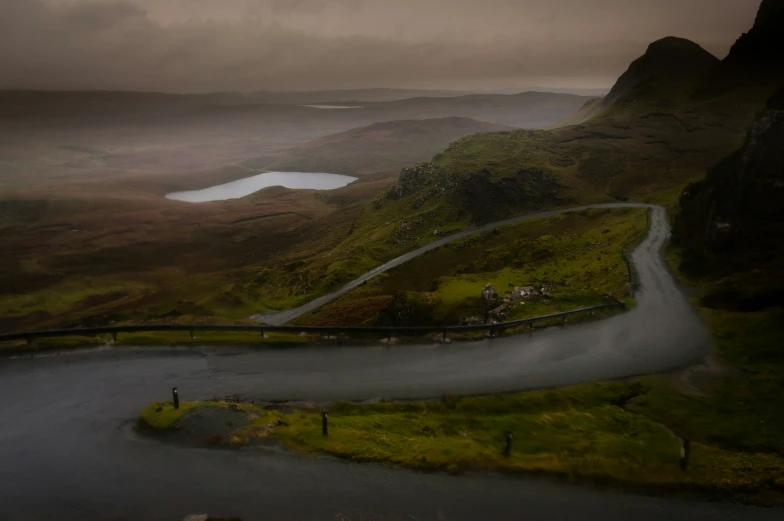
[{"x1": 242, "y1": 117, "x2": 511, "y2": 176}]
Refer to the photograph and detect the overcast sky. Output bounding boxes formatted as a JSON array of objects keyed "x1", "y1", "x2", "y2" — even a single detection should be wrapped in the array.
[{"x1": 0, "y1": 0, "x2": 762, "y2": 93}]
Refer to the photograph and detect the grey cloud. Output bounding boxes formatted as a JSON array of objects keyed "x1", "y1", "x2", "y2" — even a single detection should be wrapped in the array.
[
  {"x1": 265, "y1": 0, "x2": 366, "y2": 13},
  {"x1": 0, "y1": 0, "x2": 762, "y2": 92},
  {"x1": 60, "y1": 1, "x2": 146, "y2": 30}
]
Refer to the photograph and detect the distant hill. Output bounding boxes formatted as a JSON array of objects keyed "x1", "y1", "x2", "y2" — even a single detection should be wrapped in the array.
[
  {"x1": 245, "y1": 88, "x2": 472, "y2": 104},
  {"x1": 243, "y1": 117, "x2": 511, "y2": 175},
  {"x1": 0, "y1": 89, "x2": 593, "y2": 139},
  {"x1": 549, "y1": 98, "x2": 604, "y2": 128}
]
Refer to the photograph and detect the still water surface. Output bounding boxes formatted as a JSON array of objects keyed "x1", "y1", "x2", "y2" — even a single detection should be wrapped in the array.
[{"x1": 166, "y1": 171, "x2": 358, "y2": 203}]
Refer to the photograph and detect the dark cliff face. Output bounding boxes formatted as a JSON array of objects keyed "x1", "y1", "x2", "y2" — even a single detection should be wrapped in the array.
[
  {"x1": 673, "y1": 88, "x2": 784, "y2": 309},
  {"x1": 702, "y1": 0, "x2": 784, "y2": 94},
  {"x1": 726, "y1": 0, "x2": 784, "y2": 67},
  {"x1": 602, "y1": 37, "x2": 718, "y2": 107}
]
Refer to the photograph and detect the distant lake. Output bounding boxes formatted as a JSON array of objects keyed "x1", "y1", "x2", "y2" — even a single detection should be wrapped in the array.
[
  {"x1": 299, "y1": 104, "x2": 364, "y2": 110},
  {"x1": 166, "y1": 172, "x2": 358, "y2": 203}
]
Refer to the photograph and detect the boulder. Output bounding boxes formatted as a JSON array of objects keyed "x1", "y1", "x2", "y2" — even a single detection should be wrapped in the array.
[{"x1": 481, "y1": 284, "x2": 501, "y2": 322}]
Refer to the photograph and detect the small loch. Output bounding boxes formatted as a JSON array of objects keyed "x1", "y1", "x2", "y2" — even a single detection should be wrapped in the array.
[{"x1": 165, "y1": 171, "x2": 358, "y2": 203}]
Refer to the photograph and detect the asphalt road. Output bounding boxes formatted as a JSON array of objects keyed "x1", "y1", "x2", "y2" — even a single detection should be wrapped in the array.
[{"x1": 2, "y1": 204, "x2": 770, "y2": 521}]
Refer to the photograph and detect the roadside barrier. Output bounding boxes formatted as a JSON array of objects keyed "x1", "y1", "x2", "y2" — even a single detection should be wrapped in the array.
[{"x1": 0, "y1": 303, "x2": 625, "y2": 345}]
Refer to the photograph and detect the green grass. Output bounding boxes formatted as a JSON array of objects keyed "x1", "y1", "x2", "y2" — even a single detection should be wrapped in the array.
[{"x1": 140, "y1": 387, "x2": 784, "y2": 499}]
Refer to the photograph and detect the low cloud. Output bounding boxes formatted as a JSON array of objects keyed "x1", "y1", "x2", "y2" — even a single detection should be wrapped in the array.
[{"x1": 0, "y1": 0, "x2": 761, "y2": 92}]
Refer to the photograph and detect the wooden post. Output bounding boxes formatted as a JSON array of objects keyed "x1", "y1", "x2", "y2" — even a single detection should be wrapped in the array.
[
  {"x1": 189, "y1": 329, "x2": 194, "y2": 340},
  {"x1": 172, "y1": 387, "x2": 180, "y2": 410},
  {"x1": 112, "y1": 331, "x2": 117, "y2": 343},
  {"x1": 680, "y1": 439, "x2": 691, "y2": 471},
  {"x1": 503, "y1": 430, "x2": 512, "y2": 458},
  {"x1": 322, "y1": 411, "x2": 328, "y2": 436}
]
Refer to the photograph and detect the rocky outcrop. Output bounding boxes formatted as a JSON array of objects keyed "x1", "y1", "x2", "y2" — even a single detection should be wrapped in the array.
[
  {"x1": 477, "y1": 283, "x2": 554, "y2": 323},
  {"x1": 392, "y1": 163, "x2": 437, "y2": 198},
  {"x1": 603, "y1": 37, "x2": 718, "y2": 107}
]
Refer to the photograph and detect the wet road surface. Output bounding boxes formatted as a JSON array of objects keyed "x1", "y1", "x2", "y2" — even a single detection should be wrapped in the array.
[{"x1": 2, "y1": 205, "x2": 771, "y2": 521}]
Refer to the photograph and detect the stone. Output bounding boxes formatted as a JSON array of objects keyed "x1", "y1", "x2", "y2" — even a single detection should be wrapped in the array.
[{"x1": 481, "y1": 283, "x2": 500, "y2": 308}]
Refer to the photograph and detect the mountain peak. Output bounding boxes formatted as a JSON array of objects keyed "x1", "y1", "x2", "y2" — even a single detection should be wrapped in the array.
[
  {"x1": 646, "y1": 36, "x2": 711, "y2": 55},
  {"x1": 602, "y1": 37, "x2": 718, "y2": 106}
]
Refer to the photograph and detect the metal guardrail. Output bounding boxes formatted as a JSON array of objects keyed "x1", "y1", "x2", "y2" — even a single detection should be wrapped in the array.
[{"x1": 0, "y1": 303, "x2": 625, "y2": 345}]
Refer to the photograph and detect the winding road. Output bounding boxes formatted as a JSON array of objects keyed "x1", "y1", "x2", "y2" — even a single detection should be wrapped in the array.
[{"x1": 1, "y1": 204, "x2": 775, "y2": 520}]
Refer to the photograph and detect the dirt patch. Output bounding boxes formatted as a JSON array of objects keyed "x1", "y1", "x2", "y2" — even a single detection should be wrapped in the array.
[{"x1": 172, "y1": 407, "x2": 251, "y2": 446}]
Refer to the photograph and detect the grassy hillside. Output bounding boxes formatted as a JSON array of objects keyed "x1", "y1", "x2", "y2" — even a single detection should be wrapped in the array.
[
  {"x1": 294, "y1": 208, "x2": 646, "y2": 327},
  {"x1": 242, "y1": 117, "x2": 511, "y2": 176}
]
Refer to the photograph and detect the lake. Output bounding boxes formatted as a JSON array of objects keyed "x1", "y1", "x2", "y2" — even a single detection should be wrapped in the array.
[{"x1": 165, "y1": 171, "x2": 358, "y2": 203}]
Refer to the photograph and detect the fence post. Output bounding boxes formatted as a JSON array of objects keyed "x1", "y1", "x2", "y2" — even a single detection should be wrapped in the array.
[
  {"x1": 189, "y1": 329, "x2": 194, "y2": 340},
  {"x1": 172, "y1": 387, "x2": 180, "y2": 409},
  {"x1": 503, "y1": 430, "x2": 512, "y2": 458},
  {"x1": 112, "y1": 331, "x2": 117, "y2": 343},
  {"x1": 680, "y1": 439, "x2": 690, "y2": 471},
  {"x1": 322, "y1": 411, "x2": 328, "y2": 436}
]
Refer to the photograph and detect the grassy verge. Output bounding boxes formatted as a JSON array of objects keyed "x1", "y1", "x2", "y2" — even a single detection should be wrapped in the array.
[{"x1": 139, "y1": 386, "x2": 784, "y2": 501}]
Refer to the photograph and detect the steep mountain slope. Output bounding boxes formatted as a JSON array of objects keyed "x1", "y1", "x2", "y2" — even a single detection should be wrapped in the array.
[
  {"x1": 603, "y1": 37, "x2": 718, "y2": 107},
  {"x1": 673, "y1": 88, "x2": 784, "y2": 310},
  {"x1": 243, "y1": 117, "x2": 511, "y2": 176}
]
